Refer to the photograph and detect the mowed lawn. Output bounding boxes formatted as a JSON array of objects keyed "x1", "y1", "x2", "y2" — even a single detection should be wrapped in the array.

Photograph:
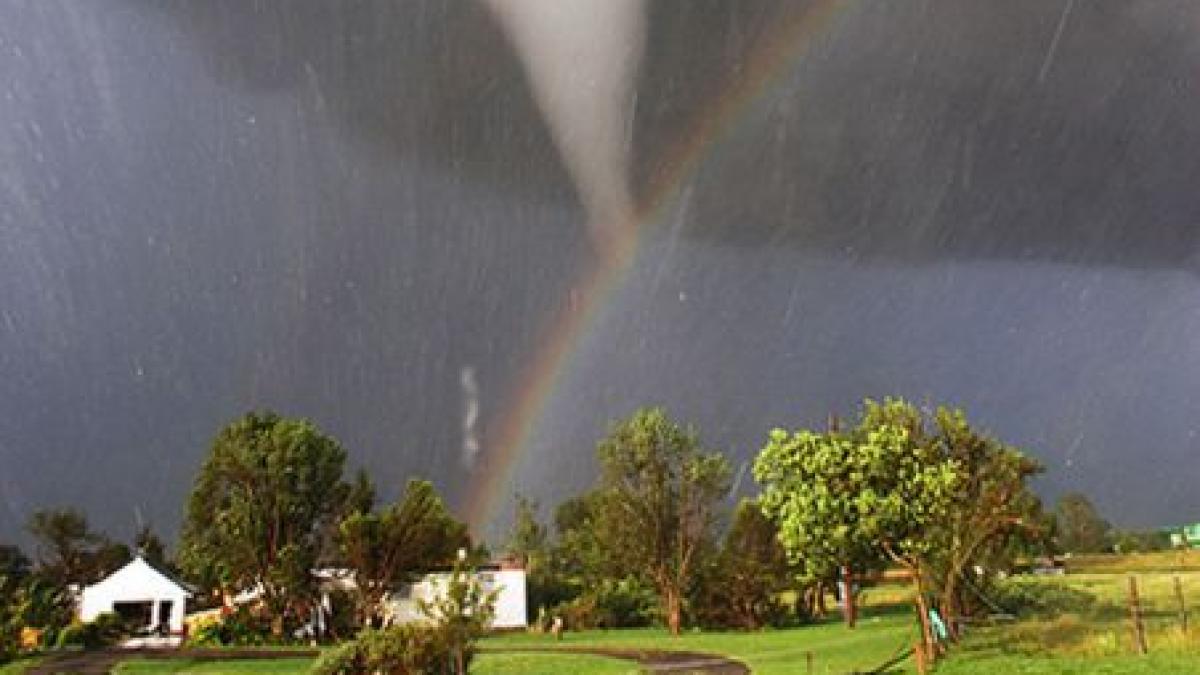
[
  {"x1": 481, "y1": 611, "x2": 917, "y2": 674},
  {"x1": 110, "y1": 652, "x2": 634, "y2": 675}
]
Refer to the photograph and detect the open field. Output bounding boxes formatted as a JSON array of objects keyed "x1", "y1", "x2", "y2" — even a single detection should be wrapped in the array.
[
  {"x1": 936, "y1": 567, "x2": 1200, "y2": 673},
  {"x1": 1066, "y1": 550, "x2": 1200, "y2": 574}
]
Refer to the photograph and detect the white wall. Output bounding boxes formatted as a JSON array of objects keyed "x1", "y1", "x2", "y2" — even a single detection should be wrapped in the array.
[{"x1": 382, "y1": 568, "x2": 527, "y2": 629}]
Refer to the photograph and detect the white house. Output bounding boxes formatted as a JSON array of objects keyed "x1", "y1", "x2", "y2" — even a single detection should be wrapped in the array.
[
  {"x1": 80, "y1": 557, "x2": 191, "y2": 634},
  {"x1": 382, "y1": 564, "x2": 527, "y2": 629}
]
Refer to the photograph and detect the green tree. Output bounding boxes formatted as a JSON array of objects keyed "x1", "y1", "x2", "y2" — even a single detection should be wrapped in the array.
[
  {"x1": 755, "y1": 398, "x2": 960, "y2": 652},
  {"x1": 343, "y1": 469, "x2": 377, "y2": 517},
  {"x1": 178, "y1": 411, "x2": 349, "y2": 636},
  {"x1": 1054, "y1": 492, "x2": 1111, "y2": 554},
  {"x1": 694, "y1": 499, "x2": 795, "y2": 629},
  {"x1": 590, "y1": 408, "x2": 731, "y2": 635},
  {"x1": 134, "y1": 524, "x2": 171, "y2": 571},
  {"x1": 26, "y1": 508, "x2": 127, "y2": 583},
  {"x1": 923, "y1": 407, "x2": 1044, "y2": 635},
  {"x1": 0, "y1": 544, "x2": 31, "y2": 663},
  {"x1": 505, "y1": 495, "x2": 548, "y2": 573},
  {"x1": 339, "y1": 479, "x2": 469, "y2": 626}
]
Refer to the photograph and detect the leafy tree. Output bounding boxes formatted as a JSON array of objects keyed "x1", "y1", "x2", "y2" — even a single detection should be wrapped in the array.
[
  {"x1": 922, "y1": 407, "x2": 1044, "y2": 635},
  {"x1": 694, "y1": 500, "x2": 794, "y2": 629},
  {"x1": 134, "y1": 524, "x2": 170, "y2": 571},
  {"x1": 589, "y1": 408, "x2": 731, "y2": 635},
  {"x1": 179, "y1": 411, "x2": 349, "y2": 636},
  {"x1": 755, "y1": 398, "x2": 960, "y2": 652},
  {"x1": 1054, "y1": 492, "x2": 1111, "y2": 554},
  {"x1": 505, "y1": 495, "x2": 548, "y2": 573},
  {"x1": 27, "y1": 508, "x2": 100, "y2": 583},
  {"x1": 0, "y1": 544, "x2": 31, "y2": 663},
  {"x1": 343, "y1": 469, "x2": 377, "y2": 517},
  {"x1": 339, "y1": 479, "x2": 469, "y2": 626},
  {"x1": 26, "y1": 508, "x2": 128, "y2": 583}
]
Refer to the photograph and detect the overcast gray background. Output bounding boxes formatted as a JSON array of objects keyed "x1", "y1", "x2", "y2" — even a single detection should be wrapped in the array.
[{"x1": 2, "y1": 1, "x2": 1199, "y2": 546}]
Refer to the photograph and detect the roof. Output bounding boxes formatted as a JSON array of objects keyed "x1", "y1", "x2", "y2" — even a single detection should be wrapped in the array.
[{"x1": 82, "y1": 556, "x2": 192, "y2": 599}]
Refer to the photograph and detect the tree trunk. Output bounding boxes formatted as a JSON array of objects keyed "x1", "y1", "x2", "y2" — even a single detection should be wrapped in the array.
[
  {"x1": 913, "y1": 567, "x2": 936, "y2": 660},
  {"x1": 665, "y1": 587, "x2": 682, "y2": 636},
  {"x1": 841, "y1": 565, "x2": 857, "y2": 629},
  {"x1": 940, "y1": 568, "x2": 960, "y2": 641}
]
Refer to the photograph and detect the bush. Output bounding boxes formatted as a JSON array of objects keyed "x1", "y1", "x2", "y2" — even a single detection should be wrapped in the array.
[
  {"x1": 55, "y1": 612, "x2": 129, "y2": 649},
  {"x1": 991, "y1": 580, "x2": 1096, "y2": 617},
  {"x1": 550, "y1": 578, "x2": 657, "y2": 630},
  {"x1": 186, "y1": 607, "x2": 270, "y2": 646},
  {"x1": 310, "y1": 625, "x2": 460, "y2": 675}
]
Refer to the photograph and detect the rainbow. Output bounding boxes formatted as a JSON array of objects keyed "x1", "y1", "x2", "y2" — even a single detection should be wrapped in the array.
[{"x1": 464, "y1": 0, "x2": 851, "y2": 534}]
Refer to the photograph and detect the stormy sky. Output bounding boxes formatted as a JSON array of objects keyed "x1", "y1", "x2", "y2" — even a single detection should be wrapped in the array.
[{"x1": 2, "y1": 0, "x2": 1199, "y2": 547}]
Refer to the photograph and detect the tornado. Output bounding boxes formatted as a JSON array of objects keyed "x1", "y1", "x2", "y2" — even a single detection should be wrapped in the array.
[{"x1": 484, "y1": 0, "x2": 647, "y2": 263}]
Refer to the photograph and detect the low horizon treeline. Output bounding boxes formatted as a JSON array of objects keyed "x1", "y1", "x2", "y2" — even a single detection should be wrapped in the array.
[{"x1": 0, "y1": 400, "x2": 1182, "y2": 660}]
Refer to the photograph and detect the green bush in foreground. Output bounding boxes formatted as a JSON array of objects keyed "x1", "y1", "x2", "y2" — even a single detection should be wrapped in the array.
[
  {"x1": 56, "y1": 612, "x2": 129, "y2": 649},
  {"x1": 311, "y1": 625, "x2": 457, "y2": 675}
]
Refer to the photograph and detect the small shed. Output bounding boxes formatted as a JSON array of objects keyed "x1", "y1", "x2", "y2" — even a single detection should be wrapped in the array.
[{"x1": 80, "y1": 557, "x2": 191, "y2": 634}]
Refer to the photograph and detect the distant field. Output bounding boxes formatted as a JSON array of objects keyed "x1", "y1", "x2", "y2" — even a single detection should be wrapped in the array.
[{"x1": 1067, "y1": 550, "x2": 1200, "y2": 574}]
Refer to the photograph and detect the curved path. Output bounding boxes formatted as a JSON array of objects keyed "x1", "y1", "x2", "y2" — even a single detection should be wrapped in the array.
[{"x1": 25, "y1": 645, "x2": 748, "y2": 674}]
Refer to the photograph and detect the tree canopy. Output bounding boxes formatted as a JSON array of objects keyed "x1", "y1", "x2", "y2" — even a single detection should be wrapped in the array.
[
  {"x1": 588, "y1": 407, "x2": 731, "y2": 635},
  {"x1": 178, "y1": 410, "x2": 349, "y2": 635},
  {"x1": 338, "y1": 479, "x2": 470, "y2": 626}
]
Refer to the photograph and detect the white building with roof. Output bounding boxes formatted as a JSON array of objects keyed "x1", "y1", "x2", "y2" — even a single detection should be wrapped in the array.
[{"x1": 79, "y1": 556, "x2": 191, "y2": 634}]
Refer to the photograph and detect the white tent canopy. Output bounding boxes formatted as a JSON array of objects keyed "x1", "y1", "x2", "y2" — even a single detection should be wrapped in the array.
[{"x1": 80, "y1": 557, "x2": 191, "y2": 633}]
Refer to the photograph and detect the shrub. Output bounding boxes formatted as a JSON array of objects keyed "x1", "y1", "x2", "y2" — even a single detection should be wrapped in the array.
[
  {"x1": 55, "y1": 613, "x2": 128, "y2": 649},
  {"x1": 310, "y1": 625, "x2": 457, "y2": 675},
  {"x1": 186, "y1": 607, "x2": 270, "y2": 646},
  {"x1": 991, "y1": 580, "x2": 1096, "y2": 617},
  {"x1": 549, "y1": 577, "x2": 657, "y2": 630}
]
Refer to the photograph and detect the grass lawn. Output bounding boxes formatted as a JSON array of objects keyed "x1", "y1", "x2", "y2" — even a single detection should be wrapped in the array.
[
  {"x1": 0, "y1": 656, "x2": 44, "y2": 674},
  {"x1": 483, "y1": 610, "x2": 917, "y2": 674},
  {"x1": 474, "y1": 652, "x2": 636, "y2": 674},
  {"x1": 111, "y1": 652, "x2": 633, "y2": 674}
]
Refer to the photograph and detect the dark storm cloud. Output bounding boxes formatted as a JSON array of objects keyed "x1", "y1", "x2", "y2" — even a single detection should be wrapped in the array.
[{"x1": 2, "y1": 1, "x2": 1199, "y2": 544}]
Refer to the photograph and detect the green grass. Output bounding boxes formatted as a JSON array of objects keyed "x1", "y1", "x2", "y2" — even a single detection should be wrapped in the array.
[
  {"x1": 937, "y1": 570, "x2": 1200, "y2": 673},
  {"x1": 0, "y1": 656, "x2": 44, "y2": 674},
  {"x1": 111, "y1": 652, "x2": 636, "y2": 675},
  {"x1": 474, "y1": 651, "x2": 636, "y2": 674},
  {"x1": 1067, "y1": 550, "x2": 1200, "y2": 574},
  {"x1": 113, "y1": 658, "x2": 314, "y2": 673},
  {"x1": 483, "y1": 611, "x2": 917, "y2": 674}
]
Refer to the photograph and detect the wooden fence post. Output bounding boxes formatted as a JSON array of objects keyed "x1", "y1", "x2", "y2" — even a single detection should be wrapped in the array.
[
  {"x1": 1128, "y1": 575, "x2": 1148, "y2": 655},
  {"x1": 1174, "y1": 575, "x2": 1188, "y2": 633}
]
